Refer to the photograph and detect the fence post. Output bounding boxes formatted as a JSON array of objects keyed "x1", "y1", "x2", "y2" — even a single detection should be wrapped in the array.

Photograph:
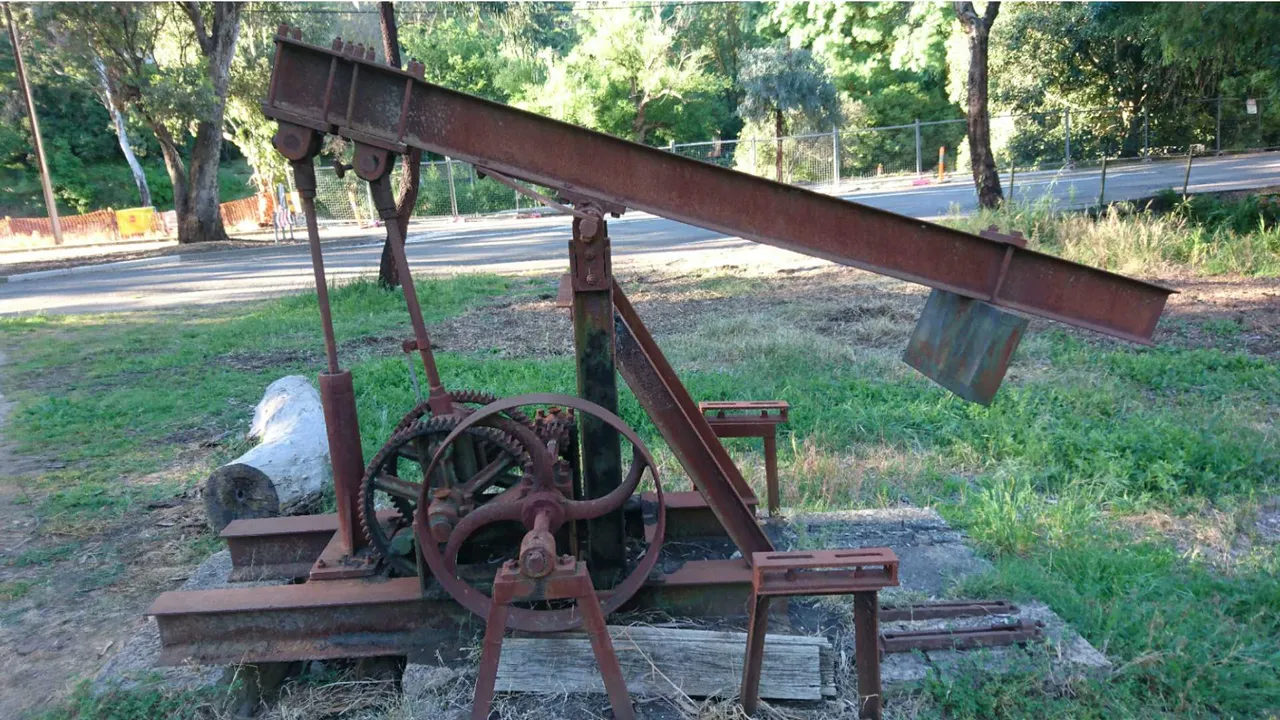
[
  {"x1": 445, "y1": 157, "x2": 459, "y2": 217},
  {"x1": 1215, "y1": 96, "x2": 1223, "y2": 155},
  {"x1": 1143, "y1": 107, "x2": 1150, "y2": 161},
  {"x1": 1098, "y1": 155, "x2": 1107, "y2": 207},
  {"x1": 914, "y1": 118, "x2": 923, "y2": 175},
  {"x1": 1182, "y1": 146, "x2": 1194, "y2": 199},
  {"x1": 938, "y1": 146, "x2": 946, "y2": 182},
  {"x1": 1064, "y1": 107, "x2": 1072, "y2": 168},
  {"x1": 364, "y1": 182, "x2": 375, "y2": 227},
  {"x1": 668, "y1": 139, "x2": 675, "y2": 153},
  {"x1": 831, "y1": 126, "x2": 840, "y2": 190},
  {"x1": 1008, "y1": 163, "x2": 1015, "y2": 205}
]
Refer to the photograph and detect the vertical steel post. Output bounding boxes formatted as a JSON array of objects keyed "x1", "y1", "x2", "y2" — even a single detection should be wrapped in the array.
[
  {"x1": 1182, "y1": 146, "x2": 1194, "y2": 199},
  {"x1": 831, "y1": 126, "x2": 840, "y2": 190},
  {"x1": 853, "y1": 592, "x2": 883, "y2": 720},
  {"x1": 1216, "y1": 96, "x2": 1223, "y2": 155},
  {"x1": 1008, "y1": 163, "x2": 1015, "y2": 206},
  {"x1": 914, "y1": 118, "x2": 923, "y2": 175},
  {"x1": 740, "y1": 594, "x2": 771, "y2": 716},
  {"x1": 1143, "y1": 107, "x2": 1150, "y2": 161},
  {"x1": 445, "y1": 157, "x2": 458, "y2": 217},
  {"x1": 1064, "y1": 107, "x2": 1072, "y2": 168},
  {"x1": 570, "y1": 214, "x2": 624, "y2": 576},
  {"x1": 1098, "y1": 155, "x2": 1107, "y2": 207}
]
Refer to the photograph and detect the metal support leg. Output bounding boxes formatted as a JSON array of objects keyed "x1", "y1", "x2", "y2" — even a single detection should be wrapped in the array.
[
  {"x1": 570, "y1": 215, "x2": 625, "y2": 576},
  {"x1": 853, "y1": 592, "x2": 883, "y2": 720},
  {"x1": 577, "y1": 573, "x2": 635, "y2": 720},
  {"x1": 318, "y1": 371, "x2": 365, "y2": 552},
  {"x1": 740, "y1": 594, "x2": 772, "y2": 716},
  {"x1": 471, "y1": 593, "x2": 511, "y2": 720}
]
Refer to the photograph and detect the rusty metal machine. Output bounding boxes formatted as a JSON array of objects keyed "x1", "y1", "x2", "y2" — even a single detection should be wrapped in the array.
[{"x1": 147, "y1": 28, "x2": 1173, "y2": 720}]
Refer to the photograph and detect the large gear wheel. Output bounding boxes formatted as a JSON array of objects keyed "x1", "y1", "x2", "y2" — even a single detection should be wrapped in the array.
[
  {"x1": 360, "y1": 414, "x2": 527, "y2": 576},
  {"x1": 391, "y1": 389, "x2": 532, "y2": 436}
]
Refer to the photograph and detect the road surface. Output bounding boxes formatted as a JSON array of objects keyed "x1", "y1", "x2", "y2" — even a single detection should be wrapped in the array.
[{"x1": 2, "y1": 151, "x2": 1277, "y2": 316}]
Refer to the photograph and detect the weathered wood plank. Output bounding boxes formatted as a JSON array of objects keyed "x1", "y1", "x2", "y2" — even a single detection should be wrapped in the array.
[{"x1": 494, "y1": 625, "x2": 834, "y2": 700}]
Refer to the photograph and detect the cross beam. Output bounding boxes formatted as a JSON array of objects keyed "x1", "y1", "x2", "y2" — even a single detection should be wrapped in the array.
[{"x1": 265, "y1": 32, "x2": 1171, "y2": 344}]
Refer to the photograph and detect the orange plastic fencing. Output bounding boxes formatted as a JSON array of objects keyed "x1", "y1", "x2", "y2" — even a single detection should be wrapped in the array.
[{"x1": 1, "y1": 194, "x2": 267, "y2": 249}]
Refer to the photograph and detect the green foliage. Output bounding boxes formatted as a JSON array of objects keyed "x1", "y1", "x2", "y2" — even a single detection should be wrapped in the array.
[
  {"x1": 517, "y1": 5, "x2": 729, "y2": 145},
  {"x1": 737, "y1": 42, "x2": 839, "y2": 132}
]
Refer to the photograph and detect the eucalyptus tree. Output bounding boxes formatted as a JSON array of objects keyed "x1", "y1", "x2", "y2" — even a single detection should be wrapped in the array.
[{"x1": 737, "y1": 43, "x2": 839, "y2": 181}]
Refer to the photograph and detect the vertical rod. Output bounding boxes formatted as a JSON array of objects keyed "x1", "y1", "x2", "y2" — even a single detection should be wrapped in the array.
[
  {"x1": 1098, "y1": 155, "x2": 1108, "y2": 208},
  {"x1": 4, "y1": 4, "x2": 61, "y2": 245},
  {"x1": 445, "y1": 157, "x2": 458, "y2": 217},
  {"x1": 914, "y1": 118, "x2": 922, "y2": 175},
  {"x1": 571, "y1": 216, "x2": 624, "y2": 576},
  {"x1": 763, "y1": 431, "x2": 779, "y2": 516},
  {"x1": 1064, "y1": 107, "x2": 1072, "y2": 168},
  {"x1": 853, "y1": 592, "x2": 883, "y2": 720},
  {"x1": 368, "y1": 174, "x2": 451, "y2": 414},
  {"x1": 831, "y1": 126, "x2": 840, "y2": 190},
  {"x1": 293, "y1": 159, "x2": 340, "y2": 374},
  {"x1": 1008, "y1": 163, "x2": 1015, "y2": 206},
  {"x1": 740, "y1": 594, "x2": 771, "y2": 716},
  {"x1": 1182, "y1": 146, "x2": 1194, "y2": 199},
  {"x1": 1216, "y1": 96, "x2": 1223, "y2": 155}
]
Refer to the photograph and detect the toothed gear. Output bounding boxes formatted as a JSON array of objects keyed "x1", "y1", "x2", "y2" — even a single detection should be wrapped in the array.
[
  {"x1": 391, "y1": 389, "x2": 532, "y2": 436},
  {"x1": 359, "y1": 414, "x2": 526, "y2": 576}
]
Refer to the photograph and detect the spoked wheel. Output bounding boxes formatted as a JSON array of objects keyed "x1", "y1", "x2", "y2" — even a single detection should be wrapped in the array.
[
  {"x1": 413, "y1": 393, "x2": 666, "y2": 633},
  {"x1": 359, "y1": 414, "x2": 527, "y2": 576}
]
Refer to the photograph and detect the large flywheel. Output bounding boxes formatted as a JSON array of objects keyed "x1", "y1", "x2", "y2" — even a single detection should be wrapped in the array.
[{"x1": 413, "y1": 393, "x2": 666, "y2": 633}]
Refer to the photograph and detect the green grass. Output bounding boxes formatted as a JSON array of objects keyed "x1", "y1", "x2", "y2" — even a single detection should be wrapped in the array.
[
  {"x1": 949, "y1": 191, "x2": 1280, "y2": 276},
  {"x1": 0, "y1": 580, "x2": 34, "y2": 602},
  {"x1": 2, "y1": 266, "x2": 1277, "y2": 718}
]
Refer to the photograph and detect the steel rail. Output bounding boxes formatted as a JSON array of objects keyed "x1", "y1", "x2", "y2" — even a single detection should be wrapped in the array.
[{"x1": 265, "y1": 32, "x2": 1172, "y2": 344}]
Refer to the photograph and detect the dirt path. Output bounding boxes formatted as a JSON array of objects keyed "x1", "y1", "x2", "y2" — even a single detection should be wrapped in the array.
[{"x1": 0, "y1": 350, "x2": 214, "y2": 718}]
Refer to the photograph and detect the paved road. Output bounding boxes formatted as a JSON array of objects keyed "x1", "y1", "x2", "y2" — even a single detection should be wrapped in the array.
[{"x1": 2, "y1": 151, "x2": 1277, "y2": 316}]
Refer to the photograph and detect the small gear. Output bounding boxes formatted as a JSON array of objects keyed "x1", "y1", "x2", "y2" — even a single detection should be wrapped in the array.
[{"x1": 359, "y1": 414, "x2": 526, "y2": 576}]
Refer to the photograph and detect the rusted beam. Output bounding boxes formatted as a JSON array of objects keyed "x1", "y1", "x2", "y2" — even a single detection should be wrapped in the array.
[
  {"x1": 612, "y1": 283, "x2": 773, "y2": 560},
  {"x1": 265, "y1": 33, "x2": 1172, "y2": 344}
]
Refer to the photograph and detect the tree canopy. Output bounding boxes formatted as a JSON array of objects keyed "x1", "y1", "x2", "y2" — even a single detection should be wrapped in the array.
[{"x1": 0, "y1": 1, "x2": 1275, "y2": 221}]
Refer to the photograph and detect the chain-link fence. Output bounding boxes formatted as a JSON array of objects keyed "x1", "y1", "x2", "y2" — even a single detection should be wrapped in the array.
[{"x1": 293, "y1": 96, "x2": 1279, "y2": 226}]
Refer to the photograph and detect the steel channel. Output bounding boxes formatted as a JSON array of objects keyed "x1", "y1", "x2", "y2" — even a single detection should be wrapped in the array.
[
  {"x1": 571, "y1": 219, "x2": 626, "y2": 576},
  {"x1": 265, "y1": 36, "x2": 1172, "y2": 344},
  {"x1": 853, "y1": 592, "x2": 883, "y2": 720},
  {"x1": 879, "y1": 600, "x2": 1017, "y2": 622},
  {"x1": 613, "y1": 287, "x2": 772, "y2": 560},
  {"x1": 880, "y1": 621, "x2": 1041, "y2": 653}
]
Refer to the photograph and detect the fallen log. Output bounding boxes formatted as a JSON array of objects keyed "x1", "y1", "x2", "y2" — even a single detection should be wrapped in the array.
[
  {"x1": 204, "y1": 375, "x2": 331, "y2": 532},
  {"x1": 494, "y1": 625, "x2": 834, "y2": 701}
]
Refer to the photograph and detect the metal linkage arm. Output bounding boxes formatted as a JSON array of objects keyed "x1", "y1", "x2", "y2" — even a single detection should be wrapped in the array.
[{"x1": 264, "y1": 31, "x2": 1172, "y2": 344}]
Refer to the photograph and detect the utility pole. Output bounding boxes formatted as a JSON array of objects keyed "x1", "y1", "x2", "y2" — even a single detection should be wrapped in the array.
[{"x1": 4, "y1": 3, "x2": 61, "y2": 244}]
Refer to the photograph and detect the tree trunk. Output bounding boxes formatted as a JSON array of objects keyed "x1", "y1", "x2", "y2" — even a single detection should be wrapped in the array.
[
  {"x1": 955, "y1": 2, "x2": 1003, "y2": 209},
  {"x1": 95, "y1": 57, "x2": 151, "y2": 207},
  {"x1": 376, "y1": 1, "x2": 422, "y2": 289},
  {"x1": 146, "y1": 113, "x2": 189, "y2": 218},
  {"x1": 175, "y1": 3, "x2": 242, "y2": 244},
  {"x1": 774, "y1": 108, "x2": 785, "y2": 182}
]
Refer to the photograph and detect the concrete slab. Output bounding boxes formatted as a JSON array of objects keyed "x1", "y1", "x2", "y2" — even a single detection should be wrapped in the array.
[{"x1": 94, "y1": 550, "x2": 288, "y2": 693}]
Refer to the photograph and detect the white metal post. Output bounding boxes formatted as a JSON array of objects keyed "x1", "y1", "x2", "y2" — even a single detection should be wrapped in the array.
[
  {"x1": 915, "y1": 118, "x2": 922, "y2": 175},
  {"x1": 831, "y1": 126, "x2": 840, "y2": 190},
  {"x1": 445, "y1": 157, "x2": 458, "y2": 217}
]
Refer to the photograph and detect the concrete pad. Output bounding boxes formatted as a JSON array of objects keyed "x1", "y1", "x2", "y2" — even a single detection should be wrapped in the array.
[{"x1": 94, "y1": 550, "x2": 288, "y2": 693}]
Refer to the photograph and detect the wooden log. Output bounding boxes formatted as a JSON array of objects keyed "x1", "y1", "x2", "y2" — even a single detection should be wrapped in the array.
[
  {"x1": 494, "y1": 625, "x2": 834, "y2": 701},
  {"x1": 204, "y1": 376, "x2": 332, "y2": 532}
]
